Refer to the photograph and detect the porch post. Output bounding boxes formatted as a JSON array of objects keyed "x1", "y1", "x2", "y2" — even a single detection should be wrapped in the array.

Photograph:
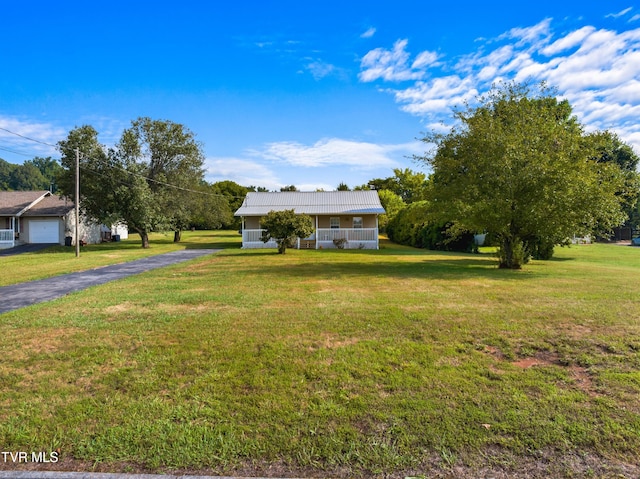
[
  {"x1": 376, "y1": 215, "x2": 379, "y2": 249},
  {"x1": 315, "y1": 215, "x2": 318, "y2": 249}
]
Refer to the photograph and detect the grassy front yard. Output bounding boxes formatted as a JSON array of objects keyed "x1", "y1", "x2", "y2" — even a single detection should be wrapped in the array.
[{"x1": 1, "y1": 232, "x2": 639, "y2": 477}]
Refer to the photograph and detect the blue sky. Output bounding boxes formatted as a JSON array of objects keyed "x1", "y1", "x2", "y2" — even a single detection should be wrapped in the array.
[{"x1": 1, "y1": 1, "x2": 639, "y2": 191}]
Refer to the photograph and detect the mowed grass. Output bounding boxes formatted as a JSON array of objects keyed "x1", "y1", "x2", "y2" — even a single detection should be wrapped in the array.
[{"x1": 0, "y1": 232, "x2": 639, "y2": 477}]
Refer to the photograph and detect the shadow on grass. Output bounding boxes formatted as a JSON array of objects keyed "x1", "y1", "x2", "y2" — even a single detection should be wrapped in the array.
[{"x1": 226, "y1": 253, "x2": 536, "y2": 281}]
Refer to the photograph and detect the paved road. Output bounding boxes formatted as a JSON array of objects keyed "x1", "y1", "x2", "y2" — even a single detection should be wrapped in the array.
[{"x1": 0, "y1": 249, "x2": 219, "y2": 315}]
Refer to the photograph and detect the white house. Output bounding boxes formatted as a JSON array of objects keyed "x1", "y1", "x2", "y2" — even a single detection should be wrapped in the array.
[{"x1": 234, "y1": 191, "x2": 385, "y2": 250}]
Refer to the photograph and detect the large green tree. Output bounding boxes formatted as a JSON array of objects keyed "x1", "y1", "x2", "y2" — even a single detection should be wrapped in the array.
[
  {"x1": 260, "y1": 209, "x2": 314, "y2": 254},
  {"x1": 586, "y1": 130, "x2": 640, "y2": 235},
  {"x1": 419, "y1": 82, "x2": 628, "y2": 269},
  {"x1": 58, "y1": 119, "x2": 208, "y2": 248},
  {"x1": 58, "y1": 125, "x2": 159, "y2": 248},
  {"x1": 119, "y1": 117, "x2": 205, "y2": 242}
]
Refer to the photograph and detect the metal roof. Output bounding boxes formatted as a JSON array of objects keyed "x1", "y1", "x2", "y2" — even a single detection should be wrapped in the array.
[{"x1": 234, "y1": 191, "x2": 385, "y2": 216}]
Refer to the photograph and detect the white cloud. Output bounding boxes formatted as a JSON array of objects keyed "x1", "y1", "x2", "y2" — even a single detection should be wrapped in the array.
[
  {"x1": 359, "y1": 39, "x2": 438, "y2": 82},
  {"x1": 257, "y1": 138, "x2": 412, "y2": 170},
  {"x1": 393, "y1": 76, "x2": 479, "y2": 115},
  {"x1": 204, "y1": 138, "x2": 424, "y2": 191},
  {"x1": 498, "y1": 18, "x2": 553, "y2": 48},
  {"x1": 204, "y1": 157, "x2": 281, "y2": 190},
  {"x1": 606, "y1": 7, "x2": 633, "y2": 18},
  {"x1": 306, "y1": 60, "x2": 337, "y2": 80},
  {"x1": 541, "y1": 26, "x2": 596, "y2": 55},
  {"x1": 412, "y1": 50, "x2": 439, "y2": 69},
  {"x1": 359, "y1": 18, "x2": 640, "y2": 154},
  {"x1": 0, "y1": 116, "x2": 65, "y2": 160},
  {"x1": 361, "y1": 27, "x2": 376, "y2": 39}
]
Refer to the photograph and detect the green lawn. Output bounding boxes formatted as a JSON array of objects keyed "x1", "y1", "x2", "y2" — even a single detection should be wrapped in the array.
[{"x1": 1, "y1": 232, "x2": 639, "y2": 477}]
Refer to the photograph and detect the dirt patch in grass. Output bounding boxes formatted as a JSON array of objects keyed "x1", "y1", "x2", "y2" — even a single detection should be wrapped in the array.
[
  {"x1": 512, "y1": 356, "x2": 556, "y2": 369},
  {"x1": 485, "y1": 347, "x2": 600, "y2": 397},
  {"x1": 105, "y1": 302, "x2": 135, "y2": 315},
  {"x1": 9, "y1": 327, "x2": 83, "y2": 359},
  {"x1": 302, "y1": 333, "x2": 361, "y2": 352}
]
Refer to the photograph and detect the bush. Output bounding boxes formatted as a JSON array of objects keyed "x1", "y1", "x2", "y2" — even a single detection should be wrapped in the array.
[{"x1": 387, "y1": 202, "x2": 475, "y2": 252}]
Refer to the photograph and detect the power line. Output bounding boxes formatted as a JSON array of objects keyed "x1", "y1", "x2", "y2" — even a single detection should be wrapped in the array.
[
  {"x1": 77, "y1": 155, "x2": 245, "y2": 199},
  {"x1": 0, "y1": 144, "x2": 39, "y2": 158},
  {"x1": 0, "y1": 126, "x2": 59, "y2": 148},
  {"x1": 1, "y1": 124, "x2": 250, "y2": 199}
]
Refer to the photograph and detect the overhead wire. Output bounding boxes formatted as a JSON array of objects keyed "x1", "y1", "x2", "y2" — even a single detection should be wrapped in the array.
[
  {"x1": 1, "y1": 123, "x2": 250, "y2": 199},
  {"x1": 0, "y1": 144, "x2": 38, "y2": 158},
  {"x1": 0, "y1": 126, "x2": 59, "y2": 148}
]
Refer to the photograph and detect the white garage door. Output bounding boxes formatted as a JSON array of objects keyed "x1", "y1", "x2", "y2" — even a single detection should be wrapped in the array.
[{"x1": 29, "y1": 220, "x2": 60, "y2": 244}]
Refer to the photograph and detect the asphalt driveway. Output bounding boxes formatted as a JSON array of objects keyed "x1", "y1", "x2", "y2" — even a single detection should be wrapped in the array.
[
  {"x1": 0, "y1": 249, "x2": 219, "y2": 314},
  {"x1": 0, "y1": 243, "x2": 58, "y2": 256}
]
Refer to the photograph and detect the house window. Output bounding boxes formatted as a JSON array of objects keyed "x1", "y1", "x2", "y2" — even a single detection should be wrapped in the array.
[
  {"x1": 353, "y1": 217, "x2": 363, "y2": 229},
  {"x1": 330, "y1": 217, "x2": 340, "y2": 229}
]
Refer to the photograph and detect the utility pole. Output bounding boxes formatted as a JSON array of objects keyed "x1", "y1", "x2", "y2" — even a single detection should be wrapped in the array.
[{"x1": 75, "y1": 148, "x2": 80, "y2": 258}]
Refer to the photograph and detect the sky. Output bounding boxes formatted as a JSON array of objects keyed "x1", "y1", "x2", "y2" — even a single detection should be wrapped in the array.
[{"x1": 1, "y1": 1, "x2": 639, "y2": 191}]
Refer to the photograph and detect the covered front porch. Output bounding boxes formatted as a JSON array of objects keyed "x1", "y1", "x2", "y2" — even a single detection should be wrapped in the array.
[
  {"x1": 241, "y1": 227, "x2": 380, "y2": 250},
  {"x1": 0, "y1": 217, "x2": 17, "y2": 249}
]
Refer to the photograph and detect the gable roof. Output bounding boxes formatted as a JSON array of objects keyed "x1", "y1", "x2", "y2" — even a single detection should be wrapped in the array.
[
  {"x1": 0, "y1": 190, "x2": 50, "y2": 216},
  {"x1": 0, "y1": 191, "x2": 74, "y2": 217},
  {"x1": 22, "y1": 194, "x2": 74, "y2": 216},
  {"x1": 234, "y1": 191, "x2": 385, "y2": 216}
]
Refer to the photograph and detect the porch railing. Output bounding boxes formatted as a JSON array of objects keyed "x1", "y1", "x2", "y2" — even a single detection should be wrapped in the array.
[
  {"x1": 242, "y1": 229, "x2": 277, "y2": 248},
  {"x1": 241, "y1": 228, "x2": 379, "y2": 249},
  {"x1": 0, "y1": 229, "x2": 15, "y2": 248},
  {"x1": 316, "y1": 228, "x2": 378, "y2": 243}
]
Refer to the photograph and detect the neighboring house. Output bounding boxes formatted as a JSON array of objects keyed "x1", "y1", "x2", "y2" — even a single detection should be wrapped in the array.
[
  {"x1": 234, "y1": 191, "x2": 385, "y2": 250},
  {"x1": 0, "y1": 190, "x2": 127, "y2": 249}
]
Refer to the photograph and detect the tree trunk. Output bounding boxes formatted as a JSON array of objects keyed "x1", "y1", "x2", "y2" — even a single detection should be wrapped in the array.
[
  {"x1": 174, "y1": 230, "x2": 182, "y2": 243},
  {"x1": 140, "y1": 230, "x2": 150, "y2": 249},
  {"x1": 498, "y1": 236, "x2": 523, "y2": 269}
]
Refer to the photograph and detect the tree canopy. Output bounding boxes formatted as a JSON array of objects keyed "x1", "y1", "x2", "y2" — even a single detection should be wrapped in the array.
[
  {"x1": 58, "y1": 118, "x2": 210, "y2": 248},
  {"x1": 418, "y1": 82, "x2": 629, "y2": 269},
  {"x1": 362, "y1": 168, "x2": 429, "y2": 203}
]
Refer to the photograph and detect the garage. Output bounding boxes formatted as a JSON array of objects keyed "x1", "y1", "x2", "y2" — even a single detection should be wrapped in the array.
[{"x1": 28, "y1": 219, "x2": 60, "y2": 244}]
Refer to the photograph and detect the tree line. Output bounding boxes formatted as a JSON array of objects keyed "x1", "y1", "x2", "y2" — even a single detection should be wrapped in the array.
[{"x1": 0, "y1": 157, "x2": 62, "y2": 192}]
